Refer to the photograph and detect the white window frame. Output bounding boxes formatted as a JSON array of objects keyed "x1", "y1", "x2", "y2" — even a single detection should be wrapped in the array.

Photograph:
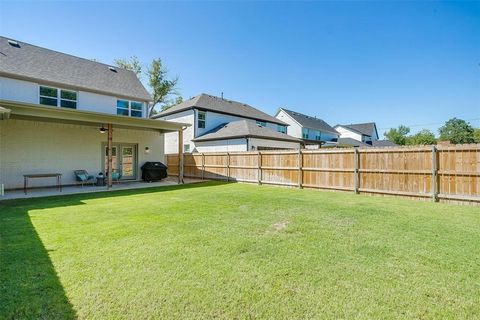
[
  {"x1": 197, "y1": 111, "x2": 206, "y2": 129},
  {"x1": 117, "y1": 100, "x2": 144, "y2": 118},
  {"x1": 39, "y1": 85, "x2": 77, "y2": 109}
]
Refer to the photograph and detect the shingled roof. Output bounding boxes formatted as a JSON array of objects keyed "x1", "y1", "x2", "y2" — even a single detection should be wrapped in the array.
[
  {"x1": 335, "y1": 122, "x2": 378, "y2": 137},
  {"x1": 155, "y1": 93, "x2": 287, "y2": 125},
  {"x1": 192, "y1": 119, "x2": 301, "y2": 143},
  {"x1": 0, "y1": 36, "x2": 151, "y2": 101},
  {"x1": 276, "y1": 108, "x2": 338, "y2": 135}
]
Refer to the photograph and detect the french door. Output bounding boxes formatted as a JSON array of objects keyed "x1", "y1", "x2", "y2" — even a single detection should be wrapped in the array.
[{"x1": 103, "y1": 144, "x2": 137, "y2": 180}]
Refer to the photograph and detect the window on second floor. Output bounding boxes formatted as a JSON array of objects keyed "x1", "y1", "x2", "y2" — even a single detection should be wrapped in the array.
[
  {"x1": 256, "y1": 120, "x2": 267, "y2": 127},
  {"x1": 302, "y1": 128, "x2": 309, "y2": 139},
  {"x1": 314, "y1": 130, "x2": 321, "y2": 141},
  {"x1": 117, "y1": 100, "x2": 143, "y2": 118},
  {"x1": 39, "y1": 86, "x2": 77, "y2": 109},
  {"x1": 198, "y1": 111, "x2": 206, "y2": 128},
  {"x1": 277, "y1": 125, "x2": 287, "y2": 134}
]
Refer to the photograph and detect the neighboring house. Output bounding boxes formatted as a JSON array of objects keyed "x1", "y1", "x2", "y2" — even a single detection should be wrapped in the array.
[
  {"x1": 0, "y1": 36, "x2": 186, "y2": 190},
  {"x1": 155, "y1": 93, "x2": 300, "y2": 152},
  {"x1": 335, "y1": 122, "x2": 397, "y2": 147},
  {"x1": 334, "y1": 122, "x2": 379, "y2": 145},
  {"x1": 274, "y1": 108, "x2": 339, "y2": 148},
  {"x1": 192, "y1": 120, "x2": 301, "y2": 152}
]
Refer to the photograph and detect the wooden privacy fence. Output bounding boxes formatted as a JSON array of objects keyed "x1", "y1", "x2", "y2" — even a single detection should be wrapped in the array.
[{"x1": 166, "y1": 144, "x2": 480, "y2": 205}]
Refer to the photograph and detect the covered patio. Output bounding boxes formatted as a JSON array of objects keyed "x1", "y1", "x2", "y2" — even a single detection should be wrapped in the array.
[
  {"x1": 0, "y1": 177, "x2": 203, "y2": 201},
  {"x1": 0, "y1": 100, "x2": 188, "y2": 196}
]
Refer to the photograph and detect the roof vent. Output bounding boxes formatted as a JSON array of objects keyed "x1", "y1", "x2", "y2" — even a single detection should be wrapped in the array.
[
  {"x1": 7, "y1": 39, "x2": 20, "y2": 48},
  {"x1": 108, "y1": 66, "x2": 117, "y2": 73}
]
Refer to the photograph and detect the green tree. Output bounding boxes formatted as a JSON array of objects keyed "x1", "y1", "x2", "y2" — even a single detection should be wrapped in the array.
[
  {"x1": 147, "y1": 58, "x2": 179, "y2": 117},
  {"x1": 161, "y1": 96, "x2": 183, "y2": 112},
  {"x1": 474, "y1": 128, "x2": 480, "y2": 143},
  {"x1": 114, "y1": 56, "x2": 142, "y2": 77},
  {"x1": 115, "y1": 57, "x2": 179, "y2": 117},
  {"x1": 406, "y1": 129, "x2": 437, "y2": 145},
  {"x1": 384, "y1": 125, "x2": 410, "y2": 145},
  {"x1": 438, "y1": 118, "x2": 475, "y2": 144}
]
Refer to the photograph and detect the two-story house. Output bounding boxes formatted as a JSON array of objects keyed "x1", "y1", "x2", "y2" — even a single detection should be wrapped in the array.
[
  {"x1": 334, "y1": 122, "x2": 379, "y2": 146},
  {"x1": 155, "y1": 94, "x2": 301, "y2": 153},
  {"x1": 274, "y1": 108, "x2": 339, "y2": 148},
  {"x1": 0, "y1": 36, "x2": 187, "y2": 191}
]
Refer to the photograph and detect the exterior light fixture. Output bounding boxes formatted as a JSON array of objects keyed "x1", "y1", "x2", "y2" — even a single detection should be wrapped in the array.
[
  {"x1": 99, "y1": 125, "x2": 108, "y2": 134},
  {"x1": 145, "y1": 147, "x2": 150, "y2": 154}
]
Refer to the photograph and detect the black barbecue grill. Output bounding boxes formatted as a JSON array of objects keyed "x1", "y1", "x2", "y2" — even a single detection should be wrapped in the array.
[{"x1": 141, "y1": 162, "x2": 168, "y2": 182}]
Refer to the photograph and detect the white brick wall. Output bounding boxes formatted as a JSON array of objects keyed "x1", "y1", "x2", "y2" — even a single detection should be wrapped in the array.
[{"x1": 0, "y1": 119, "x2": 164, "y2": 189}]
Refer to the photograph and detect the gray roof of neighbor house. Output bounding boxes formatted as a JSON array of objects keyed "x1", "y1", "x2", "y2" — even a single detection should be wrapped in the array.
[
  {"x1": 372, "y1": 140, "x2": 397, "y2": 147},
  {"x1": 0, "y1": 36, "x2": 152, "y2": 101},
  {"x1": 337, "y1": 137, "x2": 372, "y2": 147},
  {"x1": 276, "y1": 108, "x2": 338, "y2": 135},
  {"x1": 192, "y1": 119, "x2": 301, "y2": 143},
  {"x1": 155, "y1": 93, "x2": 287, "y2": 125},
  {"x1": 335, "y1": 122, "x2": 377, "y2": 137}
]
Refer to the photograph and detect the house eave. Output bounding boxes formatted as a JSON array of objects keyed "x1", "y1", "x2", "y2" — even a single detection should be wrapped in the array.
[
  {"x1": 193, "y1": 134, "x2": 301, "y2": 143},
  {"x1": 0, "y1": 99, "x2": 189, "y2": 132}
]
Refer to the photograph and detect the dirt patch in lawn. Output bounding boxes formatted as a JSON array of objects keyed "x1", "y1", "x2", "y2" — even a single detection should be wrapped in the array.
[{"x1": 266, "y1": 220, "x2": 289, "y2": 234}]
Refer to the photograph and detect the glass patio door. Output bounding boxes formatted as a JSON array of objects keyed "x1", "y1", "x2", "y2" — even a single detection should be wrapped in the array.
[
  {"x1": 104, "y1": 144, "x2": 137, "y2": 180},
  {"x1": 121, "y1": 146, "x2": 135, "y2": 179}
]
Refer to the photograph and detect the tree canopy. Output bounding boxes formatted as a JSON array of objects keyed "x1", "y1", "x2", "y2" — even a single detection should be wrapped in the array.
[
  {"x1": 384, "y1": 125, "x2": 410, "y2": 145},
  {"x1": 405, "y1": 129, "x2": 437, "y2": 145},
  {"x1": 438, "y1": 118, "x2": 475, "y2": 144},
  {"x1": 114, "y1": 57, "x2": 179, "y2": 117}
]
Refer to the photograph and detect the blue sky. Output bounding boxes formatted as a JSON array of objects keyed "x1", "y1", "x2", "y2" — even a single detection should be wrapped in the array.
[{"x1": 1, "y1": 1, "x2": 479, "y2": 136}]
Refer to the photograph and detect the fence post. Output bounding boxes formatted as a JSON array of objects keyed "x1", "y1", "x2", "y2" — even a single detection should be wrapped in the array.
[
  {"x1": 431, "y1": 145, "x2": 438, "y2": 202},
  {"x1": 298, "y1": 148, "x2": 303, "y2": 188},
  {"x1": 201, "y1": 153, "x2": 205, "y2": 180},
  {"x1": 178, "y1": 129, "x2": 184, "y2": 184},
  {"x1": 226, "y1": 152, "x2": 230, "y2": 182},
  {"x1": 354, "y1": 147, "x2": 359, "y2": 194},
  {"x1": 257, "y1": 151, "x2": 262, "y2": 185}
]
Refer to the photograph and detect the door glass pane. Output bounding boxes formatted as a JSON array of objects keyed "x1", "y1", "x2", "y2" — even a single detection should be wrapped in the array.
[
  {"x1": 104, "y1": 146, "x2": 118, "y2": 174},
  {"x1": 122, "y1": 147, "x2": 134, "y2": 177}
]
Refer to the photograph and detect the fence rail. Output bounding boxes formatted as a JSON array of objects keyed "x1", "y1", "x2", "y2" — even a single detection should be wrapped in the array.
[{"x1": 166, "y1": 144, "x2": 480, "y2": 205}]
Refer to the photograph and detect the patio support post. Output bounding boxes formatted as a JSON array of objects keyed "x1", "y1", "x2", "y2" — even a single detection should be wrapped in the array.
[
  {"x1": 107, "y1": 123, "x2": 113, "y2": 189},
  {"x1": 178, "y1": 129, "x2": 184, "y2": 184}
]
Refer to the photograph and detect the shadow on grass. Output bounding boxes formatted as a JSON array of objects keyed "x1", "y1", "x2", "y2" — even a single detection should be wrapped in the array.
[
  {"x1": 0, "y1": 181, "x2": 225, "y2": 318},
  {"x1": 0, "y1": 203, "x2": 77, "y2": 319},
  {"x1": 0, "y1": 182, "x2": 225, "y2": 319}
]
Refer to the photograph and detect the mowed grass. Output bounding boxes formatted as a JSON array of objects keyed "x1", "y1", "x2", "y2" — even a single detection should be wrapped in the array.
[{"x1": 1, "y1": 181, "x2": 479, "y2": 319}]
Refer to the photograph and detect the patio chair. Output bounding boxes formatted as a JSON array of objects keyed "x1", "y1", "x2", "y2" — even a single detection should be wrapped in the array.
[
  {"x1": 111, "y1": 171, "x2": 122, "y2": 184},
  {"x1": 74, "y1": 170, "x2": 95, "y2": 187}
]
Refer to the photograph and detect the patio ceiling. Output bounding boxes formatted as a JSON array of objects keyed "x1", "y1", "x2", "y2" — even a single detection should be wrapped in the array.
[{"x1": 0, "y1": 99, "x2": 189, "y2": 132}]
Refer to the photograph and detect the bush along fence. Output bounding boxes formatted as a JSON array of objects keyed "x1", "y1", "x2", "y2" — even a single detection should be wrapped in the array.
[{"x1": 166, "y1": 144, "x2": 480, "y2": 205}]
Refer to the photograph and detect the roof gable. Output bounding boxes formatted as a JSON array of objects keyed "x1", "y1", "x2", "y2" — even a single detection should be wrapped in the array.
[
  {"x1": 0, "y1": 36, "x2": 151, "y2": 101},
  {"x1": 335, "y1": 122, "x2": 377, "y2": 137},
  {"x1": 277, "y1": 108, "x2": 338, "y2": 135},
  {"x1": 156, "y1": 93, "x2": 287, "y2": 125}
]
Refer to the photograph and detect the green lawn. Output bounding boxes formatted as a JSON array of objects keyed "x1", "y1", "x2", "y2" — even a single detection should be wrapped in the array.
[{"x1": 1, "y1": 181, "x2": 479, "y2": 319}]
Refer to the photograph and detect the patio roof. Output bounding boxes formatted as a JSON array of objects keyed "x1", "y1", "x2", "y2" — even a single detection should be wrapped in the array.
[{"x1": 0, "y1": 100, "x2": 189, "y2": 132}]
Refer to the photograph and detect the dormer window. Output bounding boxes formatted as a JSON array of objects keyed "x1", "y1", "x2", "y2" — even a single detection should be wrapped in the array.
[{"x1": 39, "y1": 86, "x2": 77, "y2": 109}]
